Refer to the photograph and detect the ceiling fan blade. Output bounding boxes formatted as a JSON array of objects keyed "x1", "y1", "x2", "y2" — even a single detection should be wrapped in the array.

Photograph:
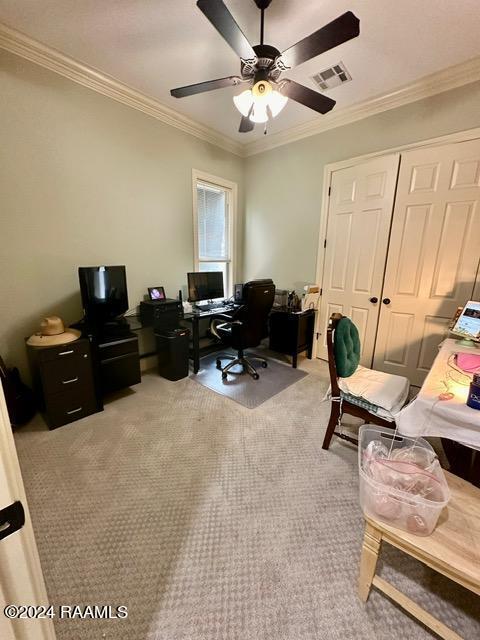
[
  {"x1": 239, "y1": 116, "x2": 254, "y2": 133},
  {"x1": 279, "y1": 80, "x2": 336, "y2": 114},
  {"x1": 171, "y1": 76, "x2": 242, "y2": 98},
  {"x1": 280, "y1": 11, "x2": 360, "y2": 68},
  {"x1": 197, "y1": 0, "x2": 256, "y2": 60}
]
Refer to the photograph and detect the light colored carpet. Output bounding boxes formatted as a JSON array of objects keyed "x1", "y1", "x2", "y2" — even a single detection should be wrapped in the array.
[
  {"x1": 14, "y1": 357, "x2": 480, "y2": 640},
  {"x1": 192, "y1": 349, "x2": 308, "y2": 408}
]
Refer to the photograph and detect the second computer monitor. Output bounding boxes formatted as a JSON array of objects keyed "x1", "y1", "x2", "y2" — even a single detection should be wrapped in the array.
[{"x1": 187, "y1": 271, "x2": 224, "y2": 302}]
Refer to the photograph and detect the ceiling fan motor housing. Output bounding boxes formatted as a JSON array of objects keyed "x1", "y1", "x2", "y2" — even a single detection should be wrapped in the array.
[
  {"x1": 241, "y1": 44, "x2": 283, "y2": 84},
  {"x1": 253, "y1": 0, "x2": 272, "y2": 9}
]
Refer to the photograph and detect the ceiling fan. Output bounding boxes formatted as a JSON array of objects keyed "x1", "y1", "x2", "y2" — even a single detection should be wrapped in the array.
[{"x1": 170, "y1": 0, "x2": 360, "y2": 133}]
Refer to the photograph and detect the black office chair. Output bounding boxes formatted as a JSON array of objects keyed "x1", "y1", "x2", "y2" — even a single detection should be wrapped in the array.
[{"x1": 212, "y1": 279, "x2": 275, "y2": 380}]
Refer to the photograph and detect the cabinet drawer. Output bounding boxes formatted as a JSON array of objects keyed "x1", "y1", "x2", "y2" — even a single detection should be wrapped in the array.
[
  {"x1": 100, "y1": 353, "x2": 141, "y2": 394},
  {"x1": 37, "y1": 340, "x2": 89, "y2": 363},
  {"x1": 40, "y1": 353, "x2": 93, "y2": 396},
  {"x1": 99, "y1": 336, "x2": 139, "y2": 361},
  {"x1": 44, "y1": 387, "x2": 97, "y2": 429}
]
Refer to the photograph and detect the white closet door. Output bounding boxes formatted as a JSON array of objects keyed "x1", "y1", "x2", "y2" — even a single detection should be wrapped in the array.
[
  {"x1": 373, "y1": 138, "x2": 480, "y2": 386},
  {"x1": 318, "y1": 154, "x2": 400, "y2": 365}
]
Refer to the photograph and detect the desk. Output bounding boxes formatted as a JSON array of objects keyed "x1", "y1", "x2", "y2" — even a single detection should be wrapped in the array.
[
  {"x1": 396, "y1": 339, "x2": 480, "y2": 449},
  {"x1": 182, "y1": 306, "x2": 236, "y2": 374},
  {"x1": 358, "y1": 471, "x2": 480, "y2": 640}
]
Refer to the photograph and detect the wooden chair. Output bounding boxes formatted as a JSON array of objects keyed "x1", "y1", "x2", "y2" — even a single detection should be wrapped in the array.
[{"x1": 322, "y1": 313, "x2": 395, "y2": 450}]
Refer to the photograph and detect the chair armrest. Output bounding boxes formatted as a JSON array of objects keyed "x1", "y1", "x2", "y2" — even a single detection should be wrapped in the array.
[
  {"x1": 215, "y1": 313, "x2": 240, "y2": 323},
  {"x1": 217, "y1": 319, "x2": 243, "y2": 338},
  {"x1": 225, "y1": 305, "x2": 246, "y2": 322}
]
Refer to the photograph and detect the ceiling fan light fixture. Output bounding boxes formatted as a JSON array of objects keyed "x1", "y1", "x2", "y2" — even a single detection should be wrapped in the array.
[
  {"x1": 252, "y1": 79, "x2": 272, "y2": 100},
  {"x1": 249, "y1": 102, "x2": 269, "y2": 124},
  {"x1": 233, "y1": 89, "x2": 254, "y2": 117},
  {"x1": 233, "y1": 85, "x2": 287, "y2": 123},
  {"x1": 268, "y1": 89, "x2": 288, "y2": 117}
]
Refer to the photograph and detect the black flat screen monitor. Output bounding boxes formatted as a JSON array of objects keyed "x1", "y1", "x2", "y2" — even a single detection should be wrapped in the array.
[
  {"x1": 187, "y1": 271, "x2": 224, "y2": 302},
  {"x1": 79, "y1": 265, "x2": 128, "y2": 322}
]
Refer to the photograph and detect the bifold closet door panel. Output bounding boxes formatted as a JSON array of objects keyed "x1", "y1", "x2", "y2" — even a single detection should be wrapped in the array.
[
  {"x1": 373, "y1": 138, "x2": 480, "y2": 386},
  {"x1": 318, "y1": 154, "x2": 400, "y2": 366}
]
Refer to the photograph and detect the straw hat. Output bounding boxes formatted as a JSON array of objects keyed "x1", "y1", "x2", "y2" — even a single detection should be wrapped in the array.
[{"x1": 27, "y1": 316, "x2": 81, "y2": 347}]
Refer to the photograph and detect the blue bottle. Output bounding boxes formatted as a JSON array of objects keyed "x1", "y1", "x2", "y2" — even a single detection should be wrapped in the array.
[{"x1": 467, "y1": 374, "x2": 480, "y2": 410}]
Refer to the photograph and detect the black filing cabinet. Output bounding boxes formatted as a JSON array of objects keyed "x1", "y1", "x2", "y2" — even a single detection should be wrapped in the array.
[
  {"x1": 27, "y1": 338, "x2": 101, "y2": 429},
  {"x1": 269, "y1": 309, "x2": 315, "y2": 368},
  {"x1": 97, "y1": 333, "x2": 141, "y2": 394}
]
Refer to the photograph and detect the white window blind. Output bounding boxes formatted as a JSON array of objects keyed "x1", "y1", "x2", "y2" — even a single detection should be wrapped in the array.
[
  {"x1": 197, "y1": 184, "x2": 228, "y2": 260},
  {"x1": 194, "y1": 177, "x2": 235, "y2": 296}
]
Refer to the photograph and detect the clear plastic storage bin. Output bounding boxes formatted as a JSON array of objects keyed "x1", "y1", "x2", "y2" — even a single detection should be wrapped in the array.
[{"x1": 358, "y1": 425, "x2": 450, "y2": 536}]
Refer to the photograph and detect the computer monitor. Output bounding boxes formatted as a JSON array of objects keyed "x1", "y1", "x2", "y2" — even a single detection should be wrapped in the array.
[
  {"x1": 452, "y1": 300, "x2": 480, "y2": 344},
  {"x1": 79, "y1": 265, "x2": 128, "y2": 323},
  {"x1": 187, "y1": 271, "x2": 224, "y2": 302}
]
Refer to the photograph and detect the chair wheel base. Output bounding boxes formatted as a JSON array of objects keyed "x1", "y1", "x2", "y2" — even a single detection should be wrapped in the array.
[{"x1": 217, "y1": 353, "x2": 265, "y2": 381}]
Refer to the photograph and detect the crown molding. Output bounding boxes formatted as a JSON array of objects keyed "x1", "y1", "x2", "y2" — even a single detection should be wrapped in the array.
[
  {"x1": 0, "y1": 23, "x2": 244, "y2": 157},
  {"x1": 243, "y1": 55, "x2": 480, "y2": 156},
  {"x1": 2, "y1": 22, "x2": 480, "y2": 159}
]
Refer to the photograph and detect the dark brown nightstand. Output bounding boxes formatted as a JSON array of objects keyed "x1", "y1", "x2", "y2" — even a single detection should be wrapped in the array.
[{"x1": 269, "y1": 308, "x2": 315, "y2": 368}]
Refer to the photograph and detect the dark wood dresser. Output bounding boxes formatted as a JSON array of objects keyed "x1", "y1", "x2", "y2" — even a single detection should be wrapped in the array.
[{"x1": 27, "y1": 338, "x2": 102, "y2": 429}]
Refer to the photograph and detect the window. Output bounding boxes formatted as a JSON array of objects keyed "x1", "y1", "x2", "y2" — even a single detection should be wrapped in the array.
[{"x1": 193, "y1": 171, "x2": 236, "y2": 298}]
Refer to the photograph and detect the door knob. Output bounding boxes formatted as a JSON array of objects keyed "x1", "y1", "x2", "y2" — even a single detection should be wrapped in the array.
[
  {"x1": 382, "y1": 298, "x2": 391, "y2": 305},
  {"x1": 369, "y1": 297, "x2": 378, "y2": 304}
]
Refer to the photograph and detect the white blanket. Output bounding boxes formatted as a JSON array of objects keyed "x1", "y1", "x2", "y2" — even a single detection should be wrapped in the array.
[
  {"x1": 397, "y1": 339, "x2": 480, "y2": 449},
  {"x1": 338, "y1": 365, "x2": 409, "y2": 414}
]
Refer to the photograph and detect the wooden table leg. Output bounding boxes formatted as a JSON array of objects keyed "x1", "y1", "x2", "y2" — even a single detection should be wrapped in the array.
[{"x1": 358, "y1": 521, "x2": 382, "y2": 602}]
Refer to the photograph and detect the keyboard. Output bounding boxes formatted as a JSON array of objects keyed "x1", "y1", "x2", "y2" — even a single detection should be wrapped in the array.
[
  {"x1": 195, "y1": 303, "x2": 226, "y2": 311},
  {"x1": 193, "y1": 304, "x2": 234, "y2": 315}
]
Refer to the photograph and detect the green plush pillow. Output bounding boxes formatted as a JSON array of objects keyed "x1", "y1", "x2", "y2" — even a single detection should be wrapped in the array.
[{"x1": 334, "y1": 317, "x2": 360, "y2": 378}]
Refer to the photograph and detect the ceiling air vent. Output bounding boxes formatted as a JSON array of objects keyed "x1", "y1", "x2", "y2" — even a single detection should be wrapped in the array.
[{"x1": 311, "y1": 62, "x2": 351, "y2": 91}]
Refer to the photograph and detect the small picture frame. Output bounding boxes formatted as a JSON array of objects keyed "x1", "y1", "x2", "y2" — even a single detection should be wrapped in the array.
[{"x1": 148, "y1": 286, "x2": 166, "y2": 301}]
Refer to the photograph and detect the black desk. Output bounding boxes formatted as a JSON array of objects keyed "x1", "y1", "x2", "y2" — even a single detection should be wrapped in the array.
[
  {"x1": 124, "y1": 315, "x2": 158, "y2": 359},
  {"x1": 182, "y1": 306, "x2": 236, "y2": 374}
]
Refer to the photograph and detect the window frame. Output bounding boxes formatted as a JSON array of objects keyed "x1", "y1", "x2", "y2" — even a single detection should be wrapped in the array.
[{"x1": 192, "y1": 169, "x2": 237, "y2": 297}]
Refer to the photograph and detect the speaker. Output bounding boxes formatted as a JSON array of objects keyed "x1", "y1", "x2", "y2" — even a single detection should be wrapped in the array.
[{"x1": 234, "y1": 283, "x2": 244, "y2": 303}]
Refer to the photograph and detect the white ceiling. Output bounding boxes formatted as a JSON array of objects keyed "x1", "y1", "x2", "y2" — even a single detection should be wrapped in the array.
[{"x1": 1, "y1": 0, "x2": 480, "y2": 143}]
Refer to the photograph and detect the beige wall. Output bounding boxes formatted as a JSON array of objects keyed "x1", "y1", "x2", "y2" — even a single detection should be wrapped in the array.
[
  {"x1": 3, "y1": 47, "x2": 480, "y2": 381},
  {"x1": 244, "y1": 80, "x2": 480, "y2": 291},
  {"x1": 0, "y1": 51, "x2": 244, "y2": 379}
]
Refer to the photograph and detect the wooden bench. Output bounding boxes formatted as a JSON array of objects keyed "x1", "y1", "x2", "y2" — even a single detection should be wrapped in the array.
[{"x1": 358, "y1": 471, "x2": 480, "y2": 640}]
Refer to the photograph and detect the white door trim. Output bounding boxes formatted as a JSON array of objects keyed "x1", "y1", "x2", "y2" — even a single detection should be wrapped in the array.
[
  {"x1": 313, "y1": 125, "x2": 480, "y2": 358},
  {"x1": 0, "y1": 388, "x2": 56, "y2": 640}
]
